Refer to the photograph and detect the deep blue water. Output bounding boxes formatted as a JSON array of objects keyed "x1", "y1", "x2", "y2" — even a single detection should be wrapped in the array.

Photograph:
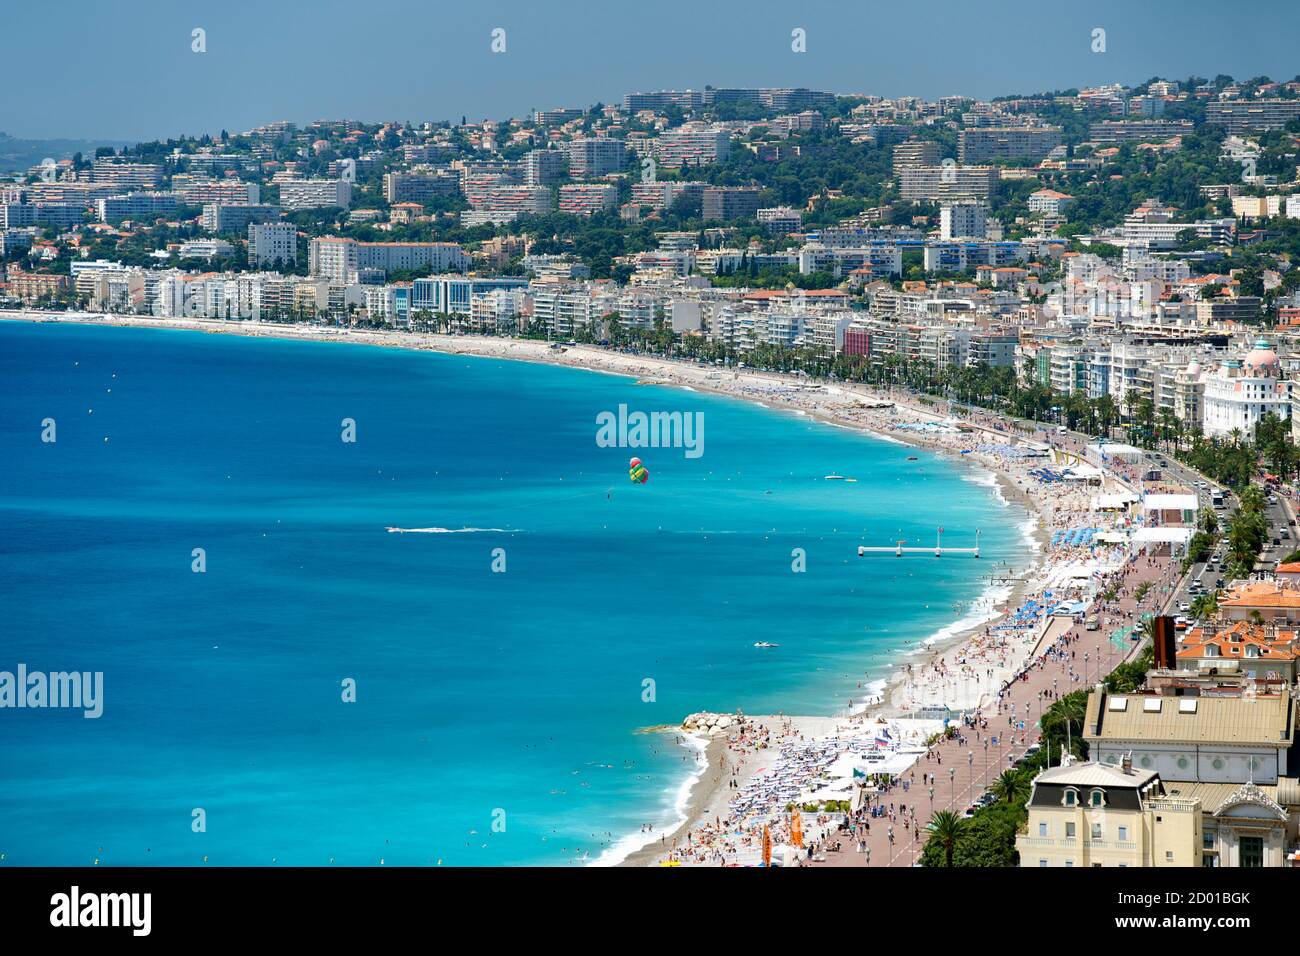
[{"x1": 0, "y1": 320, "x2": 1028, "y2": 865}]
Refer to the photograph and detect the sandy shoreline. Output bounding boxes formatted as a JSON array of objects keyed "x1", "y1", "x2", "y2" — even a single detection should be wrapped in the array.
[{"x1": 4, "y1": 310, "x2": 1118, "y2": 867}]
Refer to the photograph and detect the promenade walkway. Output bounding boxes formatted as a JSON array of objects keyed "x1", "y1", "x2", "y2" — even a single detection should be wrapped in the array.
[{"x1": 810, "y1": 551, "x2": 1174, "y2": 868}]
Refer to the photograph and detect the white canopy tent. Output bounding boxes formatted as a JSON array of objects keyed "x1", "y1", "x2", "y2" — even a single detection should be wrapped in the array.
[
  {"x1": 1088, "y1": 442, "x2": 1144, "y2": 463},
  {"x1": 1062, "y1": 464, "x2": 1105, "y2": 482},
  {"x1": 1132, "y1": 527, "x2": 1194, "y2": 544},
  {"x1": 1141, "y1": 493, "x2": 1199, "y2": 512}
]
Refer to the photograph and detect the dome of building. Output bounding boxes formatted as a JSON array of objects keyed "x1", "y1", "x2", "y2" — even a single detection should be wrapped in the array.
[{"x1": 1242, "y1": 338, "x2": 1280, "y2": 373}]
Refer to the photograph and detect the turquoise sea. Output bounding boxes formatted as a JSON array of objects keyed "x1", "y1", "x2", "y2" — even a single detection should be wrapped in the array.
[{"x1": 0, "y1": 320, "x2": 1031, "y2": 866}]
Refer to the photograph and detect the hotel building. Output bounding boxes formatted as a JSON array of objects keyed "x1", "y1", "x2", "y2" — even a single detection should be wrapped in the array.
[{"x1": 1201, "y1": 339, "x2": 1292, "y2": 437}]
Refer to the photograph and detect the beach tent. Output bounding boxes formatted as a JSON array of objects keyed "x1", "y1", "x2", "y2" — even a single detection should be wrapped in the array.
[
  {"x1": 1087, "y1": 442, "x2": 1143, "y2": 463},
  {"x1": 1140, "y1": 493, "x2": 1198, "y2": 512},
  {"x1": 1093, "y1": 531, "x2": 1128, "y2": 544},
  {"x1": 1062, "y1": 464, "x2": 1104, "y2": 481},
  {"x1": 1092, "y1": 492, "x2": 1138, "y2": 510},
  {"x1": 1049, "y1": 599, "x2": 1088, "y2": 616},
  {"x1": 1132, "y1": 527, "x2": 1194, "y2": 544}
]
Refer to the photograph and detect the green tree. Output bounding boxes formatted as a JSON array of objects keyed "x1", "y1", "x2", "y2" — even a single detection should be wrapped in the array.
[{"x1": 926, "y1": 810, "x2": 967, "y2": 867}]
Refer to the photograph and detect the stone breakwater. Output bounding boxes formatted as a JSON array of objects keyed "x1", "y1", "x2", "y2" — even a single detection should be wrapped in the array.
[{"x1": 682, "y1": 712, "x2": 745, "y2": 736}]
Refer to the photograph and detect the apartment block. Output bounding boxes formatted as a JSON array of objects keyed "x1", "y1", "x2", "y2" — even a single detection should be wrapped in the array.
[
  {"x1": 940, "y1": 203, "x2": 988, "y2": 240},
  {"x1": 382, "y1": 171, "x2": 459, "y2": 204},
  {"x1": 172, "y1": 177, "x2": 261, "y2": 205},
  {"x1": 308, "y1": 237, "x2": 469, "y2": 283},
  {"x1": 92, "y1": 159, "x2": 164, "y2": 189},
  {"x1": 1207, "y1": 99, "x2": 1300, "y2": 133},
  {"x1": 654, "y1": 124, "x2": 732, "y2": 168},
  {"x1": 96, "y1": 192, "x2": 178, "y2": 222},
  {"x1": 566, "y1": 138, "x2": 626, "y2": 179},
  {"x1": 1088, "y1": 120, "x2": 1195, "y2": 144},
  {"x1": 248, "y1": 222, "x2": 298, "y2": 268},
  {"x1": 957, "y1": 126, "x2": 1062, "y2": 164},
  {"x1": 202, "y1": 203, "x2": 280, "y2": 234},
  {"x1": 702, "y1": 186, "x2": 762, "y2": 221},
  {"x1": 279, "y1": 179, "x2": 352, "y2": 210},
  {"x1": 524, "y1": 149, "x2": 567, "y2": 186},
  {"x1": 558, "y1": 183, "x2": 619, "y2": 217},
  {"x1": 899, "y1": 165, "x2": 998, "y2": 202},
  {"x1": 891, "y1": 139, "x2": 942, "y2": 172}
]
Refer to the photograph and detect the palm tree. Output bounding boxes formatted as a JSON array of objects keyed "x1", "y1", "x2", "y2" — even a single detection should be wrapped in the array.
[
  {"x1": 992, "y1": 769, "x2": 1030, "y2": 806},
  {"x1": 927, "y1": 810, "x2": 966, "y2": 867},
  {"x1": 1136, "y1": 615, "x2": 1157, "y2": 645},
  {"x1": 1040, "y1": 693, "x2": 1088, "y2": 754},
  {"x1": 1190, "y1": 592, "x2": 1219, "y2": 619}
]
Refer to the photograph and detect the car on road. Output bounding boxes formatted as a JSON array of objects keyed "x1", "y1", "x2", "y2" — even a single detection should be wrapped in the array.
[{"x1": 1178, "y1": 602, "x2": 1191, "y2": 612}]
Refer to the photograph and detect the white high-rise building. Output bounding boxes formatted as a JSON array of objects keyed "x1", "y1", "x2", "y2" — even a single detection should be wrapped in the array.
[
  {"x1": 248, "y1": 222, "x2": 298, "y2": 268},
  {"x1": 940, "y1": 203, "x2": 988, "y2": 240}
]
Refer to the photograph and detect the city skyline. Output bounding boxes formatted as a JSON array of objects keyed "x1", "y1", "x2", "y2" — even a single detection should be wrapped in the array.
[{"x1": 5, "y1": 0, "x2": 1300, "y2": 142}]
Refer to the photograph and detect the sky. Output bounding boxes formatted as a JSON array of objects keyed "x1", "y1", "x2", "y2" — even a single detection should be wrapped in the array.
[{"x1": 4, "y1": 0, "x2": 1300, "y2": 143}]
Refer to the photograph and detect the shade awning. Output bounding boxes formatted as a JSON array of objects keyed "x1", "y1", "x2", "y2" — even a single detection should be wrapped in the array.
[
  {"x1": 1141, "y1": 493, "x2": 1198, "y2": 511},
  {"x1": 1133, "y1": 527, "x2": 1194, "y2": 543}
]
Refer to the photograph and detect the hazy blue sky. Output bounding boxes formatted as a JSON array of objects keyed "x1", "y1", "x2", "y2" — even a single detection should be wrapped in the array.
[{"x1": 5, "y1": 0, "x2": 1299, "y2": 142}]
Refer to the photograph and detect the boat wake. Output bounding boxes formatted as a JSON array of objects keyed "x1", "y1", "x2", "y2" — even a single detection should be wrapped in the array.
[{"x1": 386, "y1": 526, "x2": 520, "y2": 534}]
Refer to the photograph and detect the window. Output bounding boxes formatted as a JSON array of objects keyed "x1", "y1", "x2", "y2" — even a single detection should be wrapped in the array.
[
  {"x1": 1065, "y1": 822, "x2": 1076, "y2": 838},
  {"x1": 1165, "y1": 851, "x2": 1174, "y2": 862},
  {"x1": 1090, "y1": 789, "x2": 1105, "y2": 807},
  {"x1": 1091, "y1": 823, "x2": 1102, "y2": 840},
  {"x1": 1118, "y1": 826, "x2": 1128, "y2": 842},
  {"x1": 1064, "y1": 860, "x2": 1074, "y2": 868},
  {"x1": 1038, "y1": 822, "x2": 1048, "y2": 837},
  {"x1": 1064, "y1": 789, "x2": 1078, "y2": 806},
  {"x1": 1039, "y1": 859, "x2": 1048, "y2": 867},
  {"x1": 1240, "y1": 836, "x2": 1264, "y2": 868}
]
